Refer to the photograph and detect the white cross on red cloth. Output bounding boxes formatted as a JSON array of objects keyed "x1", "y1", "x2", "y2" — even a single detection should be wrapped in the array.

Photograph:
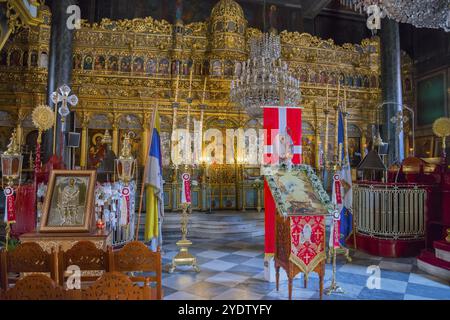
[{"x1": 263, "y1": 106, "x2": 303, "y2": 165}]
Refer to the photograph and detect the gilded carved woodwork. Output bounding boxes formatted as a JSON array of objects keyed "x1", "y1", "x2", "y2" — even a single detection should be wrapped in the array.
[{"x1": 0, "y1": 0, "x2": 414, "y2": 181}]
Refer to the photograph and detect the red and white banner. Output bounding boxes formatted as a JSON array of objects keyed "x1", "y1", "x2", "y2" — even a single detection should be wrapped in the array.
[
  {"x1": 121, "y1": 186, "x2": 131, "y2": 226},
  {"x1": 4, "y1": 187, "x2": 16, "y2": 224},
  {"x1": 333, "y1": 174, "x2": 342, "y2": 205},
  {"x1": 263, "y1": 106, "x2": 302, "y2": 256},
  {"x1": 330, "y1": 173, "x2": 342, "y2": 248},
  {"x1": 181, "y1": 173, "x2": 191, "y2": 204},
  {"x1": 263, "y1": 106, "x2": 303, "y2": 165}
]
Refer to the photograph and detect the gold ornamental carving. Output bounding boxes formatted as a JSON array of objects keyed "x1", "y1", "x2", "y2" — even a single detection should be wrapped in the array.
[{"x1": 31, "y1": 104, "x2": 54, "y2": 143}]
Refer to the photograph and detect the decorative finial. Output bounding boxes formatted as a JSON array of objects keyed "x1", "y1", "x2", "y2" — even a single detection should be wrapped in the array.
[
  {"x1": 119, "y1": 132, "x2": 133, "y2": 160},
  {"x1": 4, "y1": 129, "x2": 20, "y2": 156}
]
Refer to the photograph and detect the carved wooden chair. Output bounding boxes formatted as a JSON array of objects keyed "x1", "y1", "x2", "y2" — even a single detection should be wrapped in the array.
[
  {"x1": 0, "y1": 242, "x2": 58, "y2": 290},
  {"x1": 0, "y1": 274, "x2": 66, "y2": 300},
  {"x1": 72, "y1": 272, "x2": 152, "y2": 300},
  {"x1": 111, "y1": 241, "x2": 162, "y2": 299},
  {"x1": 58, "y1": 241, "x2": 112, "y2": 288}
]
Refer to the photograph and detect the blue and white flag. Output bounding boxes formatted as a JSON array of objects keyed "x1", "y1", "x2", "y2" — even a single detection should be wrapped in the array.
[{"x1": 337, "y1": 111, "x2": 353, "y2": 246}]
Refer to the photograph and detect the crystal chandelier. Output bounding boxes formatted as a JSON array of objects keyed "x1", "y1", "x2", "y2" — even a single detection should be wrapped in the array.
[
  {"x1": 230, "y1": 32, "x2": 301, "y2": 118},
  {"x1": 340, "y1": 0, "x2": 450, "y2": 31}
]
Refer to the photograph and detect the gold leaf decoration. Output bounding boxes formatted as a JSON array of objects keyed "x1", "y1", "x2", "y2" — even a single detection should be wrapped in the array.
[
  {"x1": 433, "y1": 117, "x2": 450, "y2": 138},
  {"x1": 32, "y1": 104, "x2": 54, "y2": 131}
]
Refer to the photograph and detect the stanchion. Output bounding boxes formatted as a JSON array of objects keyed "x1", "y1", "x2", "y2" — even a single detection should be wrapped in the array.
[{"x1": 168, "y1": 202, "x2": 200, "y2": 273}]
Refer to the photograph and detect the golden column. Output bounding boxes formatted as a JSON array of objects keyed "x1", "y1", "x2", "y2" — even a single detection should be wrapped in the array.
[
  {"x1": 315, "y1": 124, "x2": 321, "y2": 169},
  {"x1": 334, "y1": 83, "x2": 341, "y2": 162},
  {"x1": 80, "y1": 112, "x2": 90, "y2": 168},
  {"x1": 16, "y1": 108, "x2": 26, "y2": 147},
  {"x1": 343, "y1": 89, "x2": 349, "y2": 162},
  {"x1": 111, "y1": 116, "x2": 119, "y2": 156},
  {"x1": 141, "y1": 112, "x2": 151, "y2": 166}
]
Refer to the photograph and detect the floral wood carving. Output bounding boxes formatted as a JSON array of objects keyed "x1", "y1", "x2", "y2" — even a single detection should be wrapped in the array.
[
  {"x1": 1, "y1": 274, "x2": 65, "y2": 300},
  {"x1": 82, "y1": 272, "x2": 151, "y2": 300},
  {"x1": 113, "y1": 241, "x2": 158, "y2": 272},
  {"x1": 6, "y1": 242, "x2": 52, "y2": 273},
  {"x1": 60, "y1": 241, "x2": 109, "y2": 272}
]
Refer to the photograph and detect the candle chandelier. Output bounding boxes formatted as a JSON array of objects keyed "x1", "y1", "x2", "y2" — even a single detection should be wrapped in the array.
[
  {"x1": 230, "y1": 32, "x2": 301, "y2": 118},
  {"x1": 340, "y1": 0, "x2": 450, "y2": 31}
]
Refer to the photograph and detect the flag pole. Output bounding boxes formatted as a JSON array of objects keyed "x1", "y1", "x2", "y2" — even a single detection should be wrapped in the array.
[{"x1": 135, "y1": 105, "x2": 158, "y2": 241}]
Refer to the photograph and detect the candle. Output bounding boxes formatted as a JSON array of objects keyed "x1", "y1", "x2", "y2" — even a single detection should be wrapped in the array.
[
  {"x1": 174, "y1": 73, "x2": 180, "y2": 103},
  {"x1": 344, "y1": 88, "x2": 347, "y2": 112},
  {"x1": 337, "y1": 81, "x2": 340, "y2": 107},
  {"x1": 188, "y1": 66, "x2": 193, "y2": 99},
  {"x1": 202, "y1": 76, "x2": 207, "y2": 104}
]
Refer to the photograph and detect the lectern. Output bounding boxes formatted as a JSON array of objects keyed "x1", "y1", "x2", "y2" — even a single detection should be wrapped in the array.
[{"x1": 265, "y1": 165, "x2": 332, "y2": 300}]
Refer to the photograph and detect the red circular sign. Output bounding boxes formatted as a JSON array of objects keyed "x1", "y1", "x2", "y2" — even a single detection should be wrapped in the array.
[{"x1": 121, "y1": 187, "x2": 130, "y2": 196}]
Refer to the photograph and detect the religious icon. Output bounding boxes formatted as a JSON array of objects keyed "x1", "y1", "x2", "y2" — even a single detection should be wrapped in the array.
[
  {"x1": 319, "y1": 71, "x2": 328, "y2": 84},
  {"x1": 159, "y1": 58, "x2": 169, "y2": 75},
  {"x1": 183, "y1": 60, "x2": 191, "y2": 75},
  {"x1": 363, "y1": 75, "x2": 370, "y2": 88},
  {"x1": 39, "y1": 52, "x2": 48, "y2": 69},
  {"x1": 83, "y1": 55, "x2": 93, "y2": 70},
  {"x1": 108, "y1": 56, "x2": 119, "y2": 71},
  {"x1": 88, "y1": 132, "x2": 106, "y2": 169},
  {"x1": 224, "y1": 60, "x2": 233, "y2": 76},
  {"x1": 133, "y1": 57, "x2": 144, "y2": 73},
  {"x1": 40, "y1": 170, "x2": 96, "y2": 232},
  {"x1": 94, "y1": 55, "x2": 106, "y2": 70},
  {"x1": 120, "y1": 57, "x2": 131, "y2": 72},
  {"x1": 212, "y1": 60, "x2": 222, "y2": 76},
  {"x1": 0, "y1": 50, "x2": 7, "y2": 66},
  {"x1": 22, "y1": 51, "x2": 28, "y2": 67},
  {"x1": 171, "y1": 59, "x2": 180, "y2": 75},
  {"x1": 30, "y1": 51, "x2": 38, "y2": 67},
  {"x1": 370, "y1": 75, "x2": 377, "y2": 88},
  {"x1": 234, "y1": 61, "x2": 242, "y2": 77},
  {"x1": 10, "y1": 50, "x2": 21, "y2": 66},
  {"x1": 146, "y1": 58, "x2": 157, "y2": 75},
  {"x1": 302, "y1": 136, "x2": 315, "y2": 166},
  {"x1": 73, "y1": 53, "x2": 81, "y2": 69}
]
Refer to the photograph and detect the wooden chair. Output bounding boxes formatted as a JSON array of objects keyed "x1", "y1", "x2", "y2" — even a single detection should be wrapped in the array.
[
  {"x1": 72, "y1": 272, "x2": 152, "y2": 300},
  {"x1": 58, "y1": 241, "x2": 112, "y2": 287},
  {"x1": 0, "y1": 242, "x2": 58, "y2": 290},
  {"x1": 0, "y1": 274, "x2": 66, "y2": 300},
  {"x1": 111, "y1": 241, "x2": 162, "y2": 299}
]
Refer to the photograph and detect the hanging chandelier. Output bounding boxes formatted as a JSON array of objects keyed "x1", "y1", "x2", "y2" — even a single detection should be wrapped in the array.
[
  {"x1": 340, "y1": 0, "x2": 450, "y2": 31},
  {"x1": 230, "y1": 32, "x2": 301, "y2": 118}
]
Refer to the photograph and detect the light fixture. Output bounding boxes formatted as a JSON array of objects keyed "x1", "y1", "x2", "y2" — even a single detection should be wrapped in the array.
[{"x1": 340, "y1": 0, "x2": 450, "y2": 31}]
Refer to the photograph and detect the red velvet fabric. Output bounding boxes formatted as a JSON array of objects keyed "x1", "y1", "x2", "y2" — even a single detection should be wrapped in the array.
[
  {"x1": 264, "y1": 180, "x2": 276, "y2": 255},
  {"x1": 11, "y1": 184, "x2": 36, "y2": 237}
]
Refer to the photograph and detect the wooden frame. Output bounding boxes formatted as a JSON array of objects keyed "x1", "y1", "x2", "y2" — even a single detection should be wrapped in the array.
[{"x1": 40, "y1": 170, "x2": 96, "y2": 233}]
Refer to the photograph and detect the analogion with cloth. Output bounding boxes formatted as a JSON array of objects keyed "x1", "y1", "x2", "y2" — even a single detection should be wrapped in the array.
[{"x1": 265, "y1": 165, "x2": 332, "y2": 300}]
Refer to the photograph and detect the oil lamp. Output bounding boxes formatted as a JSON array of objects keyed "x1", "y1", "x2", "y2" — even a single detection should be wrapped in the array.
[{"x1": 1, "y1": 130, "x2": 23, "y2": 251}]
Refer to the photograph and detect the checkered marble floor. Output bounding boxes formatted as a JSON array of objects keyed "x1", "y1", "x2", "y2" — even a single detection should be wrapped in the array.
[{"x1": 158, "y1": 235, "x2": 450, "y2": 300}]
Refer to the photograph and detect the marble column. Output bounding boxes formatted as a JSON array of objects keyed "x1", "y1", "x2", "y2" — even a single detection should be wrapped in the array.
[
  {"x1": 380, "y1": 18, "x2": 404, "y2": 165},
  {"x1": 42, "y1": 0, "x2": 77, "y2": 165}
]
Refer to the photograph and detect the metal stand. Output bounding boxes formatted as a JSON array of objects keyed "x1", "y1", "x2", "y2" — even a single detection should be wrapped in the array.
[
  {"x1": 169, "y1": 203, "x2": 200, "y2": 273},
  {"x1": 325, "y1": 246, "x2": 344, "y2": 295}
]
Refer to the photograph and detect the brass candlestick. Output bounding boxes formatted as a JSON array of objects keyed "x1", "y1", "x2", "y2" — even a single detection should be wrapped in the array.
[{"x1": 168, "y1": 202, "x2": 200, "y2": 273}]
